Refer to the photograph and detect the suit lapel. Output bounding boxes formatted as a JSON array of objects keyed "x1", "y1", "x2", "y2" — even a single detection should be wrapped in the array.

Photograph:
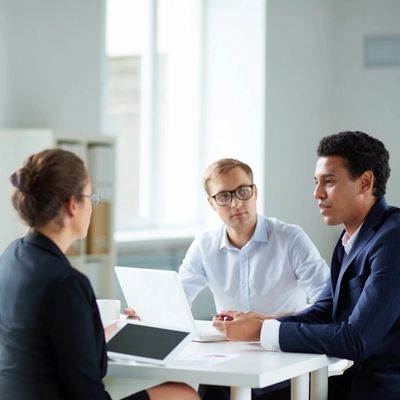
[{"x1": 332, "y1": 197, "x2": 389, "y2": 318}]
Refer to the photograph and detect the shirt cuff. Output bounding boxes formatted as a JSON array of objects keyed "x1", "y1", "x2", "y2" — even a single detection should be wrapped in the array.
[{"x1": 260, "y1": 319, "x2": 281, "y2": 351}]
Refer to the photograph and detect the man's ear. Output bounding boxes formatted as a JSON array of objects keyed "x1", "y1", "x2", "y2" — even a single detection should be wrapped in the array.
[
  {"x1": 207, "y1": 196, "x2": 217, "y2": 211},
  {"x1": 253, "y1": 184, "x2": 258, "y2": 200},
  {"x1": 359, "y1": 170, "x2": 374, "y2": 193}
]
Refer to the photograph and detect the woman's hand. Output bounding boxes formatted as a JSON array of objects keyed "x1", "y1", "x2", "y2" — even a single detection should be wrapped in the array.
[
  {"x1": 123, "y1": 307, "x2": 141, "y2": 320},
  {"x1": 104, "y1": 321, "x2": 118, "y2": 340}
]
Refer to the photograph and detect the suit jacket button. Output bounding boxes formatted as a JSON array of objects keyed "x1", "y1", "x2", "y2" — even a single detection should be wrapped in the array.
[{"x1": 354, "y1": 362, "x2": 362, "y2": 371}]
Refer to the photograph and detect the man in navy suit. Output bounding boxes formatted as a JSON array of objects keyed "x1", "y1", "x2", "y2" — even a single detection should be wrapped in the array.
[{"x1": 213, "y1": 131, "x2": 400, "y2": 399}]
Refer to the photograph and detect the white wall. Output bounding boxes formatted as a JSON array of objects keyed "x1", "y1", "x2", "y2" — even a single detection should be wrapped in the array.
[
  {"x1": 266, "y1": 0, "x2": 339, "y2": 261},
  {"x1": 0, "y1": 2, "x2": 8, "y2": 124},
  {"x1": 0, "y1": 0, "x2": 105, "y2": 134},
  {"x1": 330, "y1": 0, "x2": 400, "y2": 206},
  {"x1": 266, "y1": 0, "x2": 400, "y2": 261}
]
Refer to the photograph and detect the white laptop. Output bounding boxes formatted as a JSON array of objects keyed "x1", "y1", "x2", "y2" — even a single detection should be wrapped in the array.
[
  {"x1": 107, "y1": 319, "x2": 193, "y2": 365},
  {"x1": 114, "y1": 266, "x2": 225, "y2": 342}
]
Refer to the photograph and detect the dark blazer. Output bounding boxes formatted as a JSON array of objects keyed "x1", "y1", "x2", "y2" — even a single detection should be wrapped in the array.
[
  {"x1": 278, "y1": 197, "x2": 400, "y2": 399},
  {"x1": 0, "y1": 231, "x2": 111, "y2": 399}
]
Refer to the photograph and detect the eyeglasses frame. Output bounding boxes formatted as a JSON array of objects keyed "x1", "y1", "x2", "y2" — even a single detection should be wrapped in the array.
[
  {"x1": 211, "y1": 184, "x2": 255, "y2": 206},
  {"x1": 79, "y1": 193, "x2": 102, "y2": 205}
]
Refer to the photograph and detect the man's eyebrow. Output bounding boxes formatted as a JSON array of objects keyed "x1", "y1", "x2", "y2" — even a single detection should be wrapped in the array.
[{"x1": 314, "y1": 173, "x2": 336, "y2": 180}]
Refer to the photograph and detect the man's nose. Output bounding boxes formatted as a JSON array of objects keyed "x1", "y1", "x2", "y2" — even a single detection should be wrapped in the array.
[
  {"x1": 313, "y1": 183, "x2": 325, "y2": 199},
  {"x1": 230, "y1": 195, "x2": 243, "y2": 207}
]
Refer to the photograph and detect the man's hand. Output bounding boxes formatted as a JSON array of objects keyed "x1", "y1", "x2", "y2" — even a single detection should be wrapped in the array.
[
  {"x1": 245, "y1": 311, "x2": 294, "y2": 320},
  {"x1": 212, "y1": 311, "x2": 263, "y2": 341},
  {"x1": 244, "y1": 311, "x2": 273, "y2": 320}
]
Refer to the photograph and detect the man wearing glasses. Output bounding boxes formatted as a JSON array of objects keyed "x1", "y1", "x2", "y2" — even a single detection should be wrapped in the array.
[
  {"x1": 178, "y1": 158, "x2": 329, "y2": 321},
  {"x1": 178, "y1": 159, "x2": 329, "y2": 398}
]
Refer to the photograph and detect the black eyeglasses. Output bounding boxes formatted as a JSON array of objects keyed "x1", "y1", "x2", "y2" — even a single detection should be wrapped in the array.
[
  {"x1": 79, "y1": 193, "x2": 102, "y2": 205},
  {"x1": 211, "y1": 185, "x2": 254, "y2": 206}
]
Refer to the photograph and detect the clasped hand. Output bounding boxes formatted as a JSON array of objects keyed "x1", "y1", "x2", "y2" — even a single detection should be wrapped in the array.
[{"x1": 212, "y1": 310, "x2": 268, "y2": 342}]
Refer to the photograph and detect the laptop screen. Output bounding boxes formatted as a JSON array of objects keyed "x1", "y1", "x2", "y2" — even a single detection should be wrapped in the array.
[{"x1": 114, "y1": 266, "x2": 195, "y2": 331}]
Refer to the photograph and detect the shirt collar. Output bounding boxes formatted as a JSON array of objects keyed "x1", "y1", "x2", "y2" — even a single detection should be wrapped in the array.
[
  {"x1": 342, "y1": 223, "x2": 363, "y2": 255},
  {"x1": 220, "y1": 214, "x2": 268, "y2": 250}
]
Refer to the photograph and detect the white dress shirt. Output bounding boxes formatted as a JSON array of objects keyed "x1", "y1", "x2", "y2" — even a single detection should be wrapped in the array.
[
  {"x1": 178, "y1": 214, "x2": 329, "y2": 314},
  {"x1": 261, "y1": 225, "x2": 363, "y2": 351}
]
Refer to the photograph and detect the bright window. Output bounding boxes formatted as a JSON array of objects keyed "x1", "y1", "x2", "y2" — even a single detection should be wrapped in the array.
[
  {"x1": 106, "y1": 0, "x2": 203, "y2": 231},
  {"x1": 106, "y1": 0, "x2": 265, "y2": 236}
]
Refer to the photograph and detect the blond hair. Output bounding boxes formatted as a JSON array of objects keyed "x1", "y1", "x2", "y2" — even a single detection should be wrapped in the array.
[{"x1": 202, "y1": 158, "x2": 253, "y2": 195}]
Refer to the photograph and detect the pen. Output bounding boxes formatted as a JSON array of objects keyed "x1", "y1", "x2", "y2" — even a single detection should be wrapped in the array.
[{"x1": 210, "y1": 313, "x2": 233, "y2": 321}]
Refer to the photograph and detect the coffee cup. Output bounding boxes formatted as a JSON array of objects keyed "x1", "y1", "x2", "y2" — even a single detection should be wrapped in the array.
[{"x1": 96, "y1": 299, "x2": 121, "y2": 327}]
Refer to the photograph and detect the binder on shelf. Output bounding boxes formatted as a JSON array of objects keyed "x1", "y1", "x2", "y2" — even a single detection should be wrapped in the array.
[
  {"x1": 55, "y1": 134, "x2": 115, "y2": 298},
  {"x1": 87, "y1": 201, "x2": 110, "y2": 254}
]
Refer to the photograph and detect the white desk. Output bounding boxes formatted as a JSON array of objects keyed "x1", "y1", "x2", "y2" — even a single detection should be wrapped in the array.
[{"x1": 108, "y1": 340, "x2": 338, "y2": 400}]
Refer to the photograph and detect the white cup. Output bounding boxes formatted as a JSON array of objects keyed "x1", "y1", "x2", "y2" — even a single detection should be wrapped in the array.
[{"x1": 96, "y1": 299, "x2": 121, "y2": 327}]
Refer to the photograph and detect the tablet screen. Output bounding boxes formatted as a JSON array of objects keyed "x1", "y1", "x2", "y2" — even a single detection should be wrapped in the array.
[{"x1": 107, "y1": 322, "x2": 191, "y2": 363}]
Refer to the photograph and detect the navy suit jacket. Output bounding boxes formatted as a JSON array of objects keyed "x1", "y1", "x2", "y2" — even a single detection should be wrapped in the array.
[
  {"x1": 0, "y1": 231, "x2": 111, "y2": 399},
  {"x1": 278, "y1": 197, "x2": 400, "y2": 399}
]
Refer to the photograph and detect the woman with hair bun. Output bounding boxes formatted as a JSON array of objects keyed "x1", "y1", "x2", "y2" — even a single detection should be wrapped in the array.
[{"x1": 0, "y1": 148, "x2": 199, "y2": 400}]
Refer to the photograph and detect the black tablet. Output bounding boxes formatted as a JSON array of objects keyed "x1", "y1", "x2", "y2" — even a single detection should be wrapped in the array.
[{"x1": 107, "y1": 321, "x2": 193, "y2": 365}]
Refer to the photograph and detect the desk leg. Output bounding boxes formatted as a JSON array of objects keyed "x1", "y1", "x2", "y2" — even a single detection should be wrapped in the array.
[
  {"x1": 310, "y1": 367, "x2": 328, "y2": 400},
  {"x1": 231, "y1": 386, "x2": 251, "y2": 400},
  {"x1": 291, "y1": 373, "x2": 309, "y2": 400}
]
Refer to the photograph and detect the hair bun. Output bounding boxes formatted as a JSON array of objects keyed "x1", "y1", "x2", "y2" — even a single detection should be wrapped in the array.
[{"x1": 10, "y1": 167, "x2": 37, "y2": 194}]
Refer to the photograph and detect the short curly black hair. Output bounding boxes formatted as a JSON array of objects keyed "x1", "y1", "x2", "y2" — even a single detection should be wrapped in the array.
[{"x1": 317, "y1": 131, "x2": 390, "y2": 197}]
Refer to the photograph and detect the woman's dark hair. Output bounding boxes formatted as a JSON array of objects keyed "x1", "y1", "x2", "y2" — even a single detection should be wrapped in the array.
[
  {"x1": 10, "y1": 148, "x2": 88, "y2": 228},
  {"x1": 317, "y1": 131, "x2": 390, "y2": 197}
]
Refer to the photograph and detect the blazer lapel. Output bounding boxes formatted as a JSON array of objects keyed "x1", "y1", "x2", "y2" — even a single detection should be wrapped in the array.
[{"x1": 332, "y1": 197, "x2": 389, "y2": 318}]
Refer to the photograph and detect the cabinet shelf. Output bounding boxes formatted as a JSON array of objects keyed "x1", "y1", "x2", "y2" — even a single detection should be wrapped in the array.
[{"x1": 56, "y1": 134, "x2": 116, "y2": 298}]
